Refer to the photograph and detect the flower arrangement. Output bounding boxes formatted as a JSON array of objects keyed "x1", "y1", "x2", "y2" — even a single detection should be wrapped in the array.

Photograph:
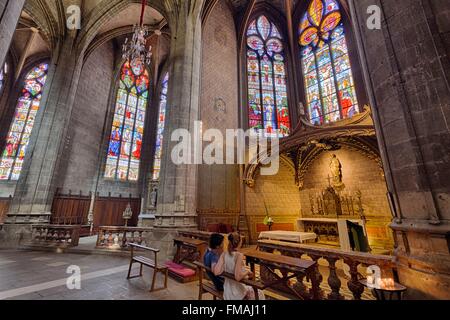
[{"x1": 263, "y1": 200, "x2": 274, "y2": 230}]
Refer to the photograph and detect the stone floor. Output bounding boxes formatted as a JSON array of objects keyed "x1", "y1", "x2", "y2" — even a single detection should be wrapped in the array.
[
  {"x1": 0, "y1": 248, "x2": 375, "y2": 300},
  {"x1": 0, "y1": 249, "x2": 201, "y2": 300}
]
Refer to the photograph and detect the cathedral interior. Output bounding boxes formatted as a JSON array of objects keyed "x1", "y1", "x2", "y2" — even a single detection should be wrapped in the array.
[{"x1": 0, "y1": 0, "x2": 449, "y2": 301}]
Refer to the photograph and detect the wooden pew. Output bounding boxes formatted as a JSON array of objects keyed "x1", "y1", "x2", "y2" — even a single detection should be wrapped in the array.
[
  {"x1": 241, "y1": 248, "x2": 319, "y2": 300},
  {"x1": 127, "y1": 243, "x2": 168, "y2": 292},
  {"x1": 173, "y1": 236, "x2": 208, "y2": 265},
  {"x1": 167, "y1": 236, "x2": 208, "y2": 283},
  {"x1": 193, "y1": 261, "x2": 265, "y2": 300}
]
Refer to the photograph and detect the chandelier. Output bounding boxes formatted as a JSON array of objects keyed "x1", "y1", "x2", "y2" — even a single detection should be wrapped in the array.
[{"x1": 122, "y1": 0, "x2": 153, "y2": 66}]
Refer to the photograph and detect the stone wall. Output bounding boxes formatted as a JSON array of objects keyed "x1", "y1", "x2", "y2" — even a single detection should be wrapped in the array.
[
  {"x1": 300, "y1": 147, "x2": 394, "y2": 251},
  {"x1": 57, "y1": 41, "x2": 114, "y2": 195},
  {"x1": 197, "y1": 0, "x2": 240, "y2": 220},
  {"x1": 244, "y1": 158, "x2": 301, "y2": 241},
  {"x1": 352, "y1": 0, "x2": 450, "y2": 299}
]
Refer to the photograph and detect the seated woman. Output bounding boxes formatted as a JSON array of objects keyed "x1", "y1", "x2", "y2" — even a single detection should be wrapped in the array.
[{"x1": 213, "y1": 232, "x2": 264, "y2": 300}]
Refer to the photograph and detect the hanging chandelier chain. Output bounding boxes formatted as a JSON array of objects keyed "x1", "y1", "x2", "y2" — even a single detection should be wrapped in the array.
[{"x1": 122, "y1": 0, "x2": 153, "y2": 67}]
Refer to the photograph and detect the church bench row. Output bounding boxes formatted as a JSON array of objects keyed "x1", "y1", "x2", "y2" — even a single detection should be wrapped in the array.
[{"x1": 193, "y1": 261, "x2": 265, "y2": 300}]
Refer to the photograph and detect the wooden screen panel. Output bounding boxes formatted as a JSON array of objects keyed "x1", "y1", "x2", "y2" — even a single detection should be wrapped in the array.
[
  {"x1": 93, "y1": 197, "x2": 140, "y2": 228},
  {"x1": 0, "y1": 198, "x2": 11, "y2": 224},
  {"x1": 51, "y1": 195, "x2": 90, "y2": 225}
]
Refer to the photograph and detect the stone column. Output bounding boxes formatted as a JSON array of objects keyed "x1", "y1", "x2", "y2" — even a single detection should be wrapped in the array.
[
  {"x1": 5, "y1": 35, "x2": 84, "y2": 225},
  {"x1": 0, "y1": 0, "x2": 25, "y2": 68},
  {"x1": 153, "y1": 0, "x2": 204, "y2": 229},
  {"x1": 349, "y1": 0, "x2": 450, "y2": 299}
]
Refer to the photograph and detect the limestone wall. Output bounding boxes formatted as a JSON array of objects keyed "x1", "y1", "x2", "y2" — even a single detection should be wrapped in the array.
[
  {"x1": 197, "y1": 0, "x2": 240, "y2": 219},
  {"x1": 244, "y1": 158, "x2": 301, "y2": 241},
  {"x1": 57, "y1": 41, "x2": 114, "y2": 195}
]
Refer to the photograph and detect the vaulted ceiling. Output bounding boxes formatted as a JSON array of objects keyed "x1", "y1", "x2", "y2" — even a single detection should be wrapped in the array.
[{"x1": 228, "y1": 0, "x2": 301, "y2": 14}]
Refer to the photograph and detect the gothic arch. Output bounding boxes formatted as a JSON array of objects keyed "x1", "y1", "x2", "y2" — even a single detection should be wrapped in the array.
[
  {"x1": 239, "y1": 3, "x2": 297, "y2": 136},
  {"x1": 83, "y1": 24, "x2": 170, "y2": 63},
  {"x1": 0, "y1": 60, "x2": 50, "y2": 181},
  {"x1": 293, "y1": 0, "x2": 368, "y2": 126},
  {"x1": 75, "y1": 0, "x2": 168, "y2": 58},
  {"x1": 23, "y1": 0, "x2": 63, "y2": 51},
  {"x1": 102, "y1": 59, "x2": 152, "y2": 182}
]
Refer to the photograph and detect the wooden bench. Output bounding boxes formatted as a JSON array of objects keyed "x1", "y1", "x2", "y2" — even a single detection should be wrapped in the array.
[
  {"x1": 127, "y1": 243, "x2": 168, "y2": 292},
  {"x1": 193, "y1": 261, "x2": 265, "y2": 300},
  {"x1": 173, "y1": 236, "x2": 208, "y2": 264}
]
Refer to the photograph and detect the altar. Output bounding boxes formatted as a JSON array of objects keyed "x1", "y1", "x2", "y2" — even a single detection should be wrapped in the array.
[
  {"x1": 298, "y1": 172, "x2": 371, "y2": 252},
  {"x1": 258, "y1": 230, "x2": 317, "y2": 244},
  {"x1": 297, "y1": 218, "x2": 366, "y2": 251}
]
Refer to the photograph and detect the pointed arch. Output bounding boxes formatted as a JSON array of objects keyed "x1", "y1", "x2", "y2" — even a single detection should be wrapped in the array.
[
  {"x1": 104, "y1": 60, "x2": 150, "y2": 182},
  {"x1": 0, "y1": 62, "x2": 49, "y2": 180},
  {"x1": 298, "y1": 0, "x2": 360, "y2": 125},
  {"x1": 245, "y1": 15, "x2": 291, "y2": 137}
]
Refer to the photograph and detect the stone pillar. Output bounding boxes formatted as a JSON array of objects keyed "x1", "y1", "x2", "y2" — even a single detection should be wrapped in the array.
[
  {"x1": 5, "y1": 36, "x2": 84, "y2": 225},
  {"x1": 349, "y1": 0, "x2": 450, "y2": 299},
  {"x1": 153, "y1": 0, "x2": 204, "y2": 229},
  {"x1": 0, "y1": 0, "x2": 25, "y2": 68}
]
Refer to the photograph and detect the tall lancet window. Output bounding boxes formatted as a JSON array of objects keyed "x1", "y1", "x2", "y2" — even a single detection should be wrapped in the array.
[
  {"x1": 105, "y1": 60, "x2": 150, "y2": 182},
  {"x1": 0, "y1": 63, "x2": 7, "y2": 95},
  {"x1": 152, "y1": 73, "x2": 169, "y2": 181},
  {"x1": 299, "y1": 0, "x2": 359, "y2": 125},
  {"x1": 0, "y1": 62, "x2": 49, "y2": 180},
  {"x1": 246, "y1": 16, "x2": 290, "y2": 137}
]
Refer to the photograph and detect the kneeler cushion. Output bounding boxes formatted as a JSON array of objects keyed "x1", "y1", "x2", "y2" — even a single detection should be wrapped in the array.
[{"x1": 165, "y1": 261, "x2": 196, "y2": 277}]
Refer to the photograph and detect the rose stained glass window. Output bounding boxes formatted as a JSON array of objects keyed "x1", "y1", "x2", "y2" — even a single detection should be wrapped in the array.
[
  {"x1": 0, "y1": 63, "x2": 48, "y2": 180},
  {"x1": 105, "y1": 60, "x2": 150, "y2": 181},
  {"x1": 299, "y1": 0, "x2": 359, "y2": 125},
  {"x1": 247, "y1": 16, "x2": 290, "y2": 137}
]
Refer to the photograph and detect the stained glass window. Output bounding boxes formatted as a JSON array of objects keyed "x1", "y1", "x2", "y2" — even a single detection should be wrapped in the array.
[
  {"x1": 299, "y1": 0, "x2": 359, "y2": 125},
  {"x1": 0, "y1": 63, "x2": 7, "y2": 95},
  {"x1": 247, "y1": 15, "x2": 290, "y2": 137},
  {"x1": 0, "y1": 62, "x2": 48, "y2": 181},
  {"x1": 152, "y1": 73, "x2": 169, "y2": 181},
  {"x1": 105, "y1": 60, "x2": 150, "y2": 182}
]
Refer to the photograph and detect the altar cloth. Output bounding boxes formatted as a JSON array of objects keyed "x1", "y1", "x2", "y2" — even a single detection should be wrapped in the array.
[{"x1": 258, "y1": 231, "x2": 317, "y2": 243}]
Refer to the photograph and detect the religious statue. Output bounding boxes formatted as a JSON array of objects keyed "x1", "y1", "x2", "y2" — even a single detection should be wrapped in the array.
[
  {"x1": 150, "y1": 187, "x2": 158, "y2": 209},
  {"x1": 329, "y1": 154, "x2": 345, "y2": 190}
]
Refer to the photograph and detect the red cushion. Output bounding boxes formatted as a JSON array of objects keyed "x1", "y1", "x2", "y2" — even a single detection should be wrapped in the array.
[{"x1": 165, "y1": 262, "x2": 196, "y2": 277}]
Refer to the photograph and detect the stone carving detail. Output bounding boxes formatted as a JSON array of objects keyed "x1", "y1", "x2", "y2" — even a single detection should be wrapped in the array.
[
  {"x1": 214, "y1": 97, "x2": 226, "y2": 113},
  {"x1": 329, "y1": 154, "x2": 345, "y2": 191},
  {"x1": 149, "y1": 186, "x2": 158, "y2": 209}
]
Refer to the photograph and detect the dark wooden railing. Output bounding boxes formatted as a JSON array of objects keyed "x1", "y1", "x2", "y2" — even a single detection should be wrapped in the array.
[
  {"x1": 257, "y1": 240, "x2": 397, "y2": 300},
  {"x1": 31, "y1": 225, "x2": 80, "y2": 247},
  {"x1": 95, "y1": 226, "x2": 152, "y2": 250}
]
